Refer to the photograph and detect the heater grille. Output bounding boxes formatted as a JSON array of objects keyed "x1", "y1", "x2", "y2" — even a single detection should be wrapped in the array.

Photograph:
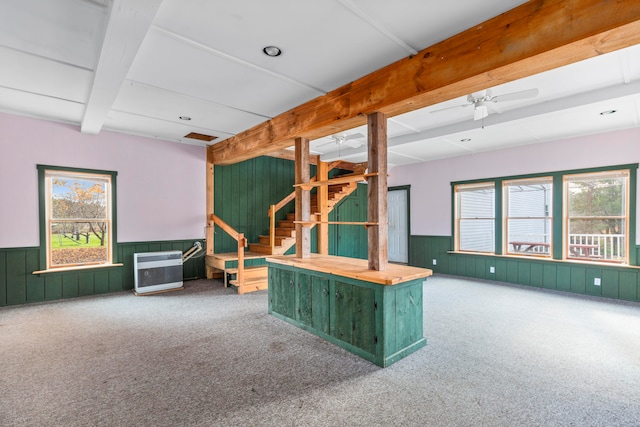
[{"x1": 133, "y1": 251, "x2": 183, "y2": 294}]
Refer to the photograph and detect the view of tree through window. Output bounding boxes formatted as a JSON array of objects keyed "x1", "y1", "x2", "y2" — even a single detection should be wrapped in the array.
[
  {"x1": 565, "y1": 171, "x2": 628, "y2": 262},
  {"x1": 46, "y1": 170, "x2": 112, "y2": 267}
]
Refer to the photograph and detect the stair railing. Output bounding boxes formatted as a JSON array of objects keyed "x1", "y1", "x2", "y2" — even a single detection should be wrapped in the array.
[
  {"x1": 211, "y1": 213, "x2": 247, "y2": 286},
  {"x1": 267, "y1": 161, "x2": 356, "y2": 254}
]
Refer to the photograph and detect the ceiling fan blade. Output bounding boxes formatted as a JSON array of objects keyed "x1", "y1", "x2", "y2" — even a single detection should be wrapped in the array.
[
  {"x1": 491, "y1": 88, "x2": 539, "y2": 103},
  {"x1": 345, "y1": 132, "x2": 365, "y2": 141}
]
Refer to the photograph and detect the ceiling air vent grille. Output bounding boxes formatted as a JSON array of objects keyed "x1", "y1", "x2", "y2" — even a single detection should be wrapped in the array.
[{"x1": 184, "y1": 132, "x2": 217, "y2": 142}]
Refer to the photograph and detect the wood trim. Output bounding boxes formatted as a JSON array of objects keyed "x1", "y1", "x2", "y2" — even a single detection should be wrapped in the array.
[
  {"x1": 367, "y1": 112, "x2": 388, "y2": 271},
  {"x1": 317, "y1": 161, "x2": 329, "y2": 255},
  {"x1": 207, "y1": 0, "x2": 640, "y2": 165},
  {"x1": 295, "y1": 137, "x2": 311, "y2": 258}
]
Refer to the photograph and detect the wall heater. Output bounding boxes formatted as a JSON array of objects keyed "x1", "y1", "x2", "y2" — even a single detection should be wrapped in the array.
[{"x1": 133, "y1": 251, "x2": 183, "y2": 294}]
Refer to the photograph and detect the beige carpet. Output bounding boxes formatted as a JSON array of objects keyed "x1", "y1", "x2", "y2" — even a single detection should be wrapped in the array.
[{"x1": 1, "y1": 275, "x2": 639, "y2": 426}]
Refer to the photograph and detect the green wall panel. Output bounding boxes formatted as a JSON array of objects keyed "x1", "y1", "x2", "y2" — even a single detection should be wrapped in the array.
[
  {"x1": 409, "y1": 235, "x2": 640, "y2": 303},
  {"x1": 0, "y1": 239, "x2": 205, "y2": 307},
  {"x1": 618, "y1": 271, "x2": 638, "y2": 301}
]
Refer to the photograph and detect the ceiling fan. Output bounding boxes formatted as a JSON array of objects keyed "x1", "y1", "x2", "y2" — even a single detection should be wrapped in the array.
[
  {"x1": 431, "y1": 88, "x2": 539, "y2": 120},
  {"x1": 317, "y1": 132, "x2": 365, "y2": 149}
]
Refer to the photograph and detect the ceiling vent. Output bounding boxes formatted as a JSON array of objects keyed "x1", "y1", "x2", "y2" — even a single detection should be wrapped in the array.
[{"x1": 184, "y1": 132, "x2": 217, "y2": 142}]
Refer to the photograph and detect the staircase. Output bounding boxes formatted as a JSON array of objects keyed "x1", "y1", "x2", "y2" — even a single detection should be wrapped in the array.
[{"x1": 209, "y1": 180, "x2": 358, "y2": 294}]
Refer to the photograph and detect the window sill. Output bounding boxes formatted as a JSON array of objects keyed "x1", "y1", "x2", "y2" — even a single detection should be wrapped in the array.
[
  {"x1": 33, "y1": 263, "x2": 124, "y2": 275},
  {"x1": 447, "y1": 251, "x2": 636, "y2": 268}
]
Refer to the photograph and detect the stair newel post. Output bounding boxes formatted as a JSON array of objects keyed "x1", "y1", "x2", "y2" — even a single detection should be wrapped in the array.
[
  {"x1": 237, "y1": 233, "x2": 245, "y2": 287},
  {"x1": 269, "y1": 204, "x2": 276, "y2": 254},
  {"x1": 295, "y1": 137, "x2": 311, "y2": 258}
]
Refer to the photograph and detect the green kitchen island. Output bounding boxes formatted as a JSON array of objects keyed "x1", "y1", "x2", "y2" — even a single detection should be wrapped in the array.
[{"x1": 267, "y1": 254, "x2": 433, "y2": 367}]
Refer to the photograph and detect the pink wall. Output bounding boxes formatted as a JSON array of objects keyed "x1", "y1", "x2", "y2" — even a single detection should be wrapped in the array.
[
  {"x1": 0, "y1": 113, "x2": 206, "y2": 248},
  {"x1": 388, "y1": 128, "x2": 640, "y2": 238}
]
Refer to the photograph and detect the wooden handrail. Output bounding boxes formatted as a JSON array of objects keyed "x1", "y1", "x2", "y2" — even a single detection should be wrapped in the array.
[
  {"x1": 266, "y1": 162, "x2": 350, "y2": 253},
  {"x1": 293, "y1": 173, "x2": 378, "y2": 190},
  {"x1": 211, "y1": 213, "x2": 247, "y2": 289}
]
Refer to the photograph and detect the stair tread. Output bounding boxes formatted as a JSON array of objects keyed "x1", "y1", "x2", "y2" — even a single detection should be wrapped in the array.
[
  {"x1": 229, "y1": 277, "x2": 268, "y2": 285},
  {"x1": 225, "y1": 265, "x2": 267, "y2": 274}
]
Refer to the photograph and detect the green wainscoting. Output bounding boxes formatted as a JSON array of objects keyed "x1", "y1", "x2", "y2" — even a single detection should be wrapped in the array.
[
  {"x1": 214, "y1": 156, "x2": 368, "y2": 259},
  {"x1": 409, "y1": 235, "x2": 640, "y2": 302},
  {"x1": 0, "y1": 239, "x2": 205, "y2": 307}
]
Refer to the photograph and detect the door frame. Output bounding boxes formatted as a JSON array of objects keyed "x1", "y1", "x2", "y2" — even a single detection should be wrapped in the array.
[{"x1": 388, "y1": 185, "x2": 411, "y2": 264}]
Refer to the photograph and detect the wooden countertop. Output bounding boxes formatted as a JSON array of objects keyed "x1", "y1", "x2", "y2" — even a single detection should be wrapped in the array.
[{"x1": 266, "y1": 254, "x2": 432, "y2": 285}]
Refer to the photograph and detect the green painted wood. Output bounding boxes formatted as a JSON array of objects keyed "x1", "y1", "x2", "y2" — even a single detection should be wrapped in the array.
[
  {"x1": 62, "y1": 273, "x2": 79, "y2": 298},
  {"x1": 506, "y1": 260, "x2": 519, "y2": 284},
  {"x1": 268, "y1": 262, "x2": 426, "y2": 367},
  {"x1": 94, "y1": 270, "x2": 110, "y2": 294},
  {"x1": 78, "y1": 271, "x2": 95, "y2": 296},
  {"x1": 45, "y1": 275, "x2": 63, "y2": 300},
  {"x1": 556, "y1": 266, "x2": 571, "y2": 292},
  {"x1": 6, "y1": 251, "x2": 27, "y2": 305},
  {"x1": 570, "y1": 267, "x2": 586, "y2": 294},
  {"x1": 26, "y1": 249, "x2": 44, "y2": 302},
  {"x1": 474, "y1": 257, "x2": 486, "y2": 280},
  {"x1": 530, "y1": 263, "x2": 544, "y2": 288},
  {"x1": 518, "y1": 262, "x2": 531, "y2": 286},
  {"x1": 586, "y1": 268, "x2": 602, "y2": 297},
  {"x1": 618, "y1": 271, "x2": 638, "y2": 301},
  {"x1": 495, "y1": 259, "x2": 507, "y2": 282},
  {"x1": 543, "y1": 264, "x2": 557, "y2": 289},
  {"x1": 0, "y1": 251, "x2": 6, "y2": 306},
  {"x1": 109, "y1": 269, "x2": 124, "y2": 292},
  {"x1": 601, "y1": 270, "x2": 619, "y2": 299},
  {"x1": 465, "y1": 257, "x2": 476, "y2": 278}
]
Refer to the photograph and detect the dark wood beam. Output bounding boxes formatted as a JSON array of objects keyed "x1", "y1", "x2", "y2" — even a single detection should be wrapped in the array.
[
  {"x1": 294, "y1": 137, "x2": 311, "y2": 258},
  {"x1": 208, "y1": 0, "x2": 640, "y2": 165},
  {"x1": 367, "y1": 112, "x2": 388, "y2": 271}
]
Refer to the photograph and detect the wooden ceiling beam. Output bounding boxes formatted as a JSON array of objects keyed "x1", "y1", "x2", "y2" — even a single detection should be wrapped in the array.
[{"x1": 208, "y1": 0, "x2": 640, "y2": 165}]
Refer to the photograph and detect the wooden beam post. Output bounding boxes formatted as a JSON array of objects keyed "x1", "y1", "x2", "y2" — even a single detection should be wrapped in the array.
[
  {"x1": 367, "y1": 112, "x2": 388, "y2": 271},
  {"x1": 317, "y1": 160, "x2": 329, "y2": 255},
  {"x1": 205, "y1": 150, "x2": 215, "y2": 278},
  {"x1": 295, "y1": 137, "x2": 311, "y2": 258}
]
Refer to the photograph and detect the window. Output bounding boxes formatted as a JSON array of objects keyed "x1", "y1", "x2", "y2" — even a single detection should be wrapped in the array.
[
  {"x1": 39, "y1": 166, "x2": 116, "y2": 269},
  {"x1": 504, "y1": 177, "x2": 552, "y2": 257},
  {"x1": 455, "y1": 182, "x2": 495, "y2": 253},
  {"x1": 565, "y1": 170, "x2": 629, "y2": 263}
]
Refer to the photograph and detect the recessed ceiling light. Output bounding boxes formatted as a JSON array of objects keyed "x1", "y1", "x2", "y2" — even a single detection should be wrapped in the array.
[
  {"x1": 179, "y1": 116, "x2": 191, "y2": 121},
  {"x1": 263, "y1": 46, "x2": 282, "y2": 57},
  {"x1": 599, "y1": 110, "x2": 617, "y2": 115},
  {"x1": 460, "y1": 138, "x2": 471, "y2": 142}
]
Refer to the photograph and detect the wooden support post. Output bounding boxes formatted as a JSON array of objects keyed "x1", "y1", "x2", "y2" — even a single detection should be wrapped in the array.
[
  {"x1": 295, "y1": 137, "x2": 311, "y2": 258},
  {"x1": 237, "y1": 233, "x2": 245, "y2": 285},
  {"x1": 317, "y1": 160, "x2": 329, "y2": 255},
  {"x1": 205, "y1": 151, "x2": 215, "y2": 278},
  {"x1": 367, "y1": 112, "x2": 388, "y2": 271}
]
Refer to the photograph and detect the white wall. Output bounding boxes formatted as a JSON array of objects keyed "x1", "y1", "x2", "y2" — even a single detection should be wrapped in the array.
[
  {"x1": 388, "y1": 128, "x2": 640, "y2": 238},
  {"x1": 0, "y1": 113, "x2": 206, "y2": 248}
]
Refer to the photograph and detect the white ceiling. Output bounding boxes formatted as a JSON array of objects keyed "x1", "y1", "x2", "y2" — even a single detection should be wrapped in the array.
[{"x1": 1, "y1": 0, "x2": 639, "y2": 166}]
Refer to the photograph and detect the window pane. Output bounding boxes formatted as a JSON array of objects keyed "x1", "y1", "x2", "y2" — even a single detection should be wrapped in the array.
[
  {"x1": 565, "y1": 170, "x2": 628, "y2": 263},
  {"x1": 459, "y1": 219, "x2": 495, "y2": 252},
  {"x1": 567, "y1": 174, "x2": 626, "y2": 217},
  {"x1": 44, "y1": 168, "x2": 113, "y2": 269},
  {"x1": 505, "y1": 179, "x2": 552, "y2": 256},
  {"x1": 50, "y1": 222, "x2": 109, "y2": 266},
  {"x1": 456, "y1": 183, "x2": 494, "y2": 252}
]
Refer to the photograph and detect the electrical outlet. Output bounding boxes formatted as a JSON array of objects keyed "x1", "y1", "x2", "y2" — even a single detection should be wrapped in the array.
[
  {"x1": 489, "y1": 266, "x2": 495, "y2": 274},
  {"x1": 594, "y1": 277, "x2": 601, "y2": 286},
  {"x1": 432, "y1": 259, "x2": 437, "y2": 266}
]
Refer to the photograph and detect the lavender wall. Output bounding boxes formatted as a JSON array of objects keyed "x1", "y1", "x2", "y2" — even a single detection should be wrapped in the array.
[
  {"x1": 0, "y1": 113, "x2": 206, "y2": 248},
  {"x1": 388, "y1": 128, "x2": 640, "y2": 239}
]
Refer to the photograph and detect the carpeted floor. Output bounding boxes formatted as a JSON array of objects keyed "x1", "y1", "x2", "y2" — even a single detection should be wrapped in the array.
[{"x1": 1, "y1": 275, "x2": 639, "y2": 426}]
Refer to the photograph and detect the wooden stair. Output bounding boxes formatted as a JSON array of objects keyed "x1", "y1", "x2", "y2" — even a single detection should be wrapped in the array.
[
  {"x1": 227, "y1": 265, "x2": 268, "y2": 294},
  {"x1": 249, "y1": 181, "x2": 357, "y2": 256},
  {"x1": 208, "y1": 178, "x2": 359, "y2": 294}
]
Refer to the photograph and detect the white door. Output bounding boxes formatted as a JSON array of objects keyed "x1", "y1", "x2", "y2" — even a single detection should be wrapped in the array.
[{"x1": 388, "y1": 188, "x2": 408, "y2": 263}]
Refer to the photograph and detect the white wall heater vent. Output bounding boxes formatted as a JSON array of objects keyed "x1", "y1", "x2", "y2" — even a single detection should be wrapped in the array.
[{"x1": 133, "y1": 251, "x2": 183, "y2": 294}]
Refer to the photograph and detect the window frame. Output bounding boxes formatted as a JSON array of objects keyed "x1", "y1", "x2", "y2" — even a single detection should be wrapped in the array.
[
  {"x1": 454, "y1": 182, "x2": 496, "y2": 254},
  {"x1": 563, "y1": 169, "x2": 630, "y2": 264},
  {"x1": 38, "y1": 165, "x2": 118, "y2": 271},
  {"x1": 451, "y1": 163, "x2": 637, "y2": 266},
  {"x1": 503, "y1": 177, "x2": 553, "y2": 258}
]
